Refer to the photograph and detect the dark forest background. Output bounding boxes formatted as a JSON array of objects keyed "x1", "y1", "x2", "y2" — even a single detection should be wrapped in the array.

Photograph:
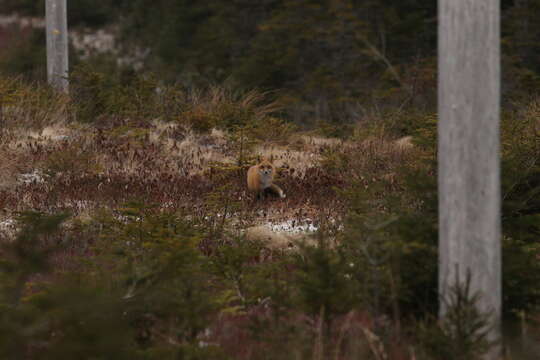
[{"x1": 1, "y1": 0, "x2": 539, "y2": 126}]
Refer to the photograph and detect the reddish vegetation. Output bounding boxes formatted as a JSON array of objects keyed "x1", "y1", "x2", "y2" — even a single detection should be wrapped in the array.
[{"x1": 0, "y1": 122, "x2": 350, "y2": 232}]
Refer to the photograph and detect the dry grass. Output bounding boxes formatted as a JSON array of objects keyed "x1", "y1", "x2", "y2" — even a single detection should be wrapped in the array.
[
  {"x1": 0, "y1": 77, "x2": 418, "y2": 250},
  {"x1": 0, "y1": 123, "x2": 338, "y2": 222},
  {"x1": 0, "y1": 112, "x2": 416, "y2": 250},
  {"x1": 0, "y1": 78, "x2": 69, "y2": 129}
]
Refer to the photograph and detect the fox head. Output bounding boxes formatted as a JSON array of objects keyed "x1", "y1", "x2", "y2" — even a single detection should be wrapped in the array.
[{"x1": 257, "y1": 155, "x2": 275, "y2": 177}]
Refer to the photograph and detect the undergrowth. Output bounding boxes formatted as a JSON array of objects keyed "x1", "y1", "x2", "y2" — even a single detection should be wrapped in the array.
[{"x1": 0, "y1": 72, "x2": 539, "y2": 359}]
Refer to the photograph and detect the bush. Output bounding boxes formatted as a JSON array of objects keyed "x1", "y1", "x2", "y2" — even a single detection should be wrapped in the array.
[
  {"x1": 68, "y1": 66, "x2": 284, "y2": 133},
  {"x1": 0, "y1": 77, "x2": 68, "y2": 129},
  {"x1": 417, "y1": 273, "x2": 494, "y2": 360},
  {"x1": 70, "y1": 65, "x2": 161, "y2": 124},
  {"x1": 0, "y1": 207, "x2": 226, "y2": 358}
]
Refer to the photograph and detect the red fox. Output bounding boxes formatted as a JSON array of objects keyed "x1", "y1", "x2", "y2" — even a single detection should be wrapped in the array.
[{"x1": 247, "y1": 156, "x2": 286, "y2": 200}]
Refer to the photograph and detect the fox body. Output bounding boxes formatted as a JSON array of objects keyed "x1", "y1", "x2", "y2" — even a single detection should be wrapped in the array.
[{"x1": 247, "y1": 157, "x2": 286, "y2": 200}]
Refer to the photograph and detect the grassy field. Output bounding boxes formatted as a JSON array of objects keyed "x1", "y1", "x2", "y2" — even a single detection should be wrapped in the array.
[{"x1": 0, "y1": 75, "x2": 539, "y2": 359}]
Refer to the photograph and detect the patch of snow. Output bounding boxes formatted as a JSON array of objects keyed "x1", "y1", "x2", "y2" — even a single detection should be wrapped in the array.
[
  {"x1": 198, "y1": 328, "x2": 214, "y2": 348},
  {"x1": 0, "y1": 218, "x2": 17, "y2": 239},
  {"x1": 162, "y1": 201, "x2": 175, "y2": 209},
  {"x1": 18, "y1": 170, "x2": 47, "y2": 184},
  {"x1": 267, "y1": 219, "x2": 318, "y2": 234},
  {"x1": 63, "y1": 200, "x2": 93, "y2": 212},
  {"x1": 0, "y1": 15, "x2": 148, "y2": 70},
  {"x1": 0, "y1": 218, "x2": 15, "y2": 231},
  {"x1": 0, "y1": 14, "x2": 44, "y2": 28},
  {"x1": 114, "y1": 214, "x2": 142, "y2": 223},
  {"x1": 71, "y1": 29, "x2": 115, "y2": 57}
]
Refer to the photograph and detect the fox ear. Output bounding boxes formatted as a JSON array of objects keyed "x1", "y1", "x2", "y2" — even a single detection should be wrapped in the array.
[{"x1": 256, "y1": 155, "x2": 261, "y2": 163}]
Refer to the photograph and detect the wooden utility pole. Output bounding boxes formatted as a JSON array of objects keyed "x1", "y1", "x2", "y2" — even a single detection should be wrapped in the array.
[
  {"x1": 45, "y1": 0, "x2": 69, "y2": 93},
  {"x1": 438, "y1": 0, "x2": 501, "y2": 358}
]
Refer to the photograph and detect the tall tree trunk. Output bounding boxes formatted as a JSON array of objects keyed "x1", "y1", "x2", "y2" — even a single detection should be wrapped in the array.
[
  {"x1": 438, "y1": 0, "x2": 501, "y2": 358},
  {"x1": 46, "y1": 0, "x2": 69, "y2": 93}
]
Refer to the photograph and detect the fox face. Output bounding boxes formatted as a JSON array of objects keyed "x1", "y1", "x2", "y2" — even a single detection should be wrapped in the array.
[
  {"x1": 258, "y1": 162, "x2": 273, "y2": 176},
  {"x1": 257, "y1": 161, "x2": 274, "y2": 187}
]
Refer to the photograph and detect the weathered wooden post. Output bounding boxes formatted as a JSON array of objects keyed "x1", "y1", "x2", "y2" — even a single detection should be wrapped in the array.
[
  {"x1": 438, "y1": 0, "x2": 501, "y2": 358},
  {"x1": 45, "y1": 0, "x2": 69, "y2": 93}
]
